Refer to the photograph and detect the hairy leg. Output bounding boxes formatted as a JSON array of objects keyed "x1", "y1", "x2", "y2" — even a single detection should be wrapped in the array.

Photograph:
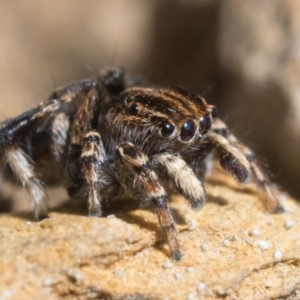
[
  {"x1": 51, "y1": 112, "x2": 70, "y2": 163},
  {"x1": 81, "y1": 131, "x2": 105, "y2": 216},
  {"x1": 5, "y1": 147, "x2": 47, "y2": 220},
  {"x1": 208, "y1": 118, "x2": 283, "y2": 213},
  {"x1": 65, "y1": 84, "x2": 107, "y2": 216},
  {"x1": 115, "y1": 142, "x2": 182, "y2": 261}
]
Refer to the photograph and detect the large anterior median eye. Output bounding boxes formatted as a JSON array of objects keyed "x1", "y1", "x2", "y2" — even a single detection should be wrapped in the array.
[
  {"x1": 161, "y1": 122, "x2": 175, "y2": 137},
  {"x1": 199, "y1": 113, "x2": 211, "y2": 135},
  {"x1": 180, "y1": 119, "x2": 196, "y2": 141}
]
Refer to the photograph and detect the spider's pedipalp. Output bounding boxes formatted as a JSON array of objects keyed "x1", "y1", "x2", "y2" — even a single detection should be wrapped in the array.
[
  {"x1": 5, "y1": 147, "x2": 47, "y2": 220},
  {"x1": 115, "y1": 142, "x2": 182, "y2": 260},
  {"x1": 154, "y1": 154, "x2": 206, "y2": 210}
]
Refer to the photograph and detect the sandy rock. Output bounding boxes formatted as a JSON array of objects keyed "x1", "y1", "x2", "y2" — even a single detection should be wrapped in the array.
[
  {"x1": 0, "y1": 214, "x2": 154, "y2": 300},
  {"x1": 1, "y1": 171, "x2": 300, "y2": 300}
]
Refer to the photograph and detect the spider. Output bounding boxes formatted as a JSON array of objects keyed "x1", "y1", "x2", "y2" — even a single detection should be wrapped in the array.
[{"x1": 0, "y1": 68, "x2": 283, "y2": 260}]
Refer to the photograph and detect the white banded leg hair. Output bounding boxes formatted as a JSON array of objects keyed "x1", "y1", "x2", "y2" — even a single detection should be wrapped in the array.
[
  {"x1": 208, "y1": 118, "x2": 284, "y2": 213},
  {"x1": 81, "y1": 131, "x2": 104, "y2": 217},
  {"x1": 5, "y1": 147, "x2": 47, "y2": 220},
  {"x1": 64, "y1": 85, "x2": 103, "y2": 216},
  {"x1": 115, "y1": 142, "x2": 182, "y2": 261},
  {"x1": 51, "y1": 112, "x2": 70, "y2": 163}
]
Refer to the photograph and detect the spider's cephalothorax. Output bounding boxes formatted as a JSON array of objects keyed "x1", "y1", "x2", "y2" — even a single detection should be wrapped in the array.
[
  {"x1": 102, "y1": 86, "x2": 213, "y2": 156},
  {"x1": 0, "y1": 68, "x2": 283, "y2": 260}
]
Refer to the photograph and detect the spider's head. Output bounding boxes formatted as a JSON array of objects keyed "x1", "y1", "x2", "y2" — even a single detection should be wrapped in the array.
[{"x1": 104, "y1": 86, "x2": 215, "y2": 154}]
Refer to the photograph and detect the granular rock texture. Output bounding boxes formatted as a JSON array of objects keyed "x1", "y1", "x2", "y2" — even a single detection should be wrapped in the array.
[{"x1": 1, "y1": 171, "x2": 300, "y2": 300}]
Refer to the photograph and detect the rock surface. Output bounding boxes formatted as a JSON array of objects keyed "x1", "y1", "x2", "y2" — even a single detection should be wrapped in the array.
[{"x1": 1, "y1": 171, "x2": 300, "y2": 300}]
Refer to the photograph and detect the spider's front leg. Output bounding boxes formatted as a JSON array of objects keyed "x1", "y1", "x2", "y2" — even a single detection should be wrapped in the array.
[
  {"x1": 206, "y1": 118, "x2": 283, "y2": 213},
  {"x1": 114, "y1": 142, "x2": 182, "y2": 261}
]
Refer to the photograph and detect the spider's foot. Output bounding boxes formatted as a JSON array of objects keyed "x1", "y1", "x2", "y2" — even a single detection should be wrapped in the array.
[
  {"x1": 164, "y1": 226, "x2": 183, "y2": 261},
  {"x1": 171, "y1": 249, "x2": 183, "y2": 261},
  {"x1": 262, "y1": 185, "x2": 285, "y2": 214},
  {"x1": 34, "y1": 211, "x2": 49, "y2": 222},
  {"x1": 88, "y1": 208, "x2": 102, "y2": 217},
  {"x1": 191, "y1": 199, "x2": 205, "y2": 211},
  {"x1": 273, "y1": 204, "x2": 285, "y2": 214},
  {"x1": 268, "y1": 203, "x2": 285, "y2": 214}
]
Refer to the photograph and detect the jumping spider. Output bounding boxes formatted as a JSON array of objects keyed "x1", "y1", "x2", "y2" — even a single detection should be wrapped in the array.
[{"x1": 0, "y1": 68, "x2": 283, "y2": 260}]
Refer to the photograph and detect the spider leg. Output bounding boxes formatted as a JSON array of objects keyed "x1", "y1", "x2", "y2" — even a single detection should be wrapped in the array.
[
  {"x1": 154, "y1": 154, "x2": 206, "y2": 210},
  {"x1": 0, "y1": 79, "x2": 99, "y2": 146},
  {"x1": 0, "y1": 106, "x2": 57, "y2": 220},
  {"x1": 51, "y1": 112, "x2": 70, "y2": 163},
  {"x1": 115, "y1": 142, "x2": 182, "y2": 261},
  {"x1": 5, "y1": 147, "x2": 47, "y2": 220},
  {"x1": 65, "y1": 86, "x2": 106, "y2": 217},
  {"x1": 206, "y1": 132, "x2": 251, "y2": 183},
  {"x1": 81, "y1": 131, "x2": 105, "y2": 216},
  {"x1": 208, "y1": 118, "x2": 283, "y2": 213}
]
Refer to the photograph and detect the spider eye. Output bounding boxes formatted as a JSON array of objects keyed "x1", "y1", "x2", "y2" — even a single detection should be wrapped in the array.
[
  {"x1": 128, "y1": 103, "x2": 140, "y2": 115},
  {"x1": 161, "y1": 122, "x2": 175, "y2": 137},
  {"x1": 180, "y1": 119, "x2": 196, "y2": 141},
  {"x1": 199, "y1": 113, "x2": 211, "y2": 135}
]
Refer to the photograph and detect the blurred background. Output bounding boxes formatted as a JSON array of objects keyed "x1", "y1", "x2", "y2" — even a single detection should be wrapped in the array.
[{"x1": 0, "y1": 0, "x2": 299, "y2": 203}]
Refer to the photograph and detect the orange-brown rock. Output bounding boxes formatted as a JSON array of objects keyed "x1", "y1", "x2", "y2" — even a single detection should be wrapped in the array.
[{"x1": 1, "y1": 171, "x2": 300, "y2": 299}]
